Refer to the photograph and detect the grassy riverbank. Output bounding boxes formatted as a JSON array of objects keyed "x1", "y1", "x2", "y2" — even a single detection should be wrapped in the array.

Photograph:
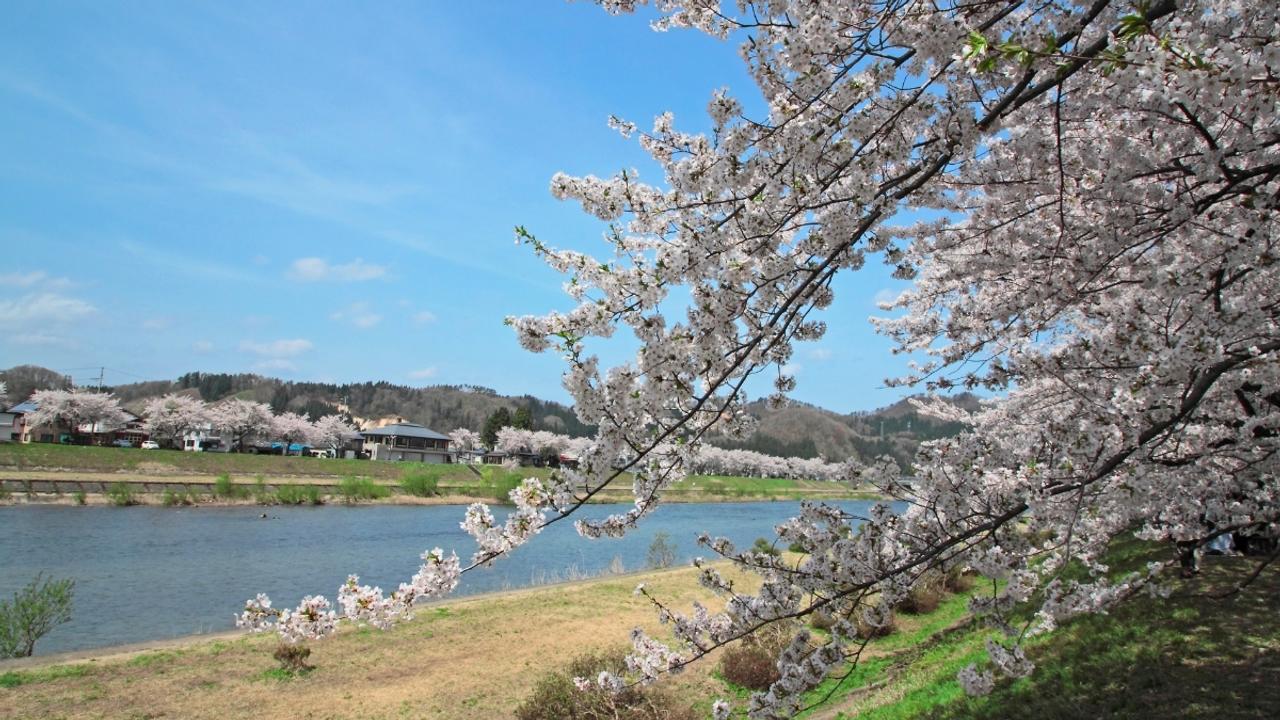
[
  {"x1": 0, "y1": 443, "x2": 877, "y2": 505},
  {"x1": 2, "y1": 543, "x2": 1273, "y2": 720}
]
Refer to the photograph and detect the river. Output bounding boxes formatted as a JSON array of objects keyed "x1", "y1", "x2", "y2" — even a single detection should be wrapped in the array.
[{"x1": 0, "y1": 500, "x2": 891, "y2": 655}]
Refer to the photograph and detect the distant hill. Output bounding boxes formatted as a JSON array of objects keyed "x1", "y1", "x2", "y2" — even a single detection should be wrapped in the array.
[
  {"x1": 1, "y1": 365, "x2": 980, "y2": 465},
  {"x1": 712, "y1": 393, "x2": 982, "y2": 470}
]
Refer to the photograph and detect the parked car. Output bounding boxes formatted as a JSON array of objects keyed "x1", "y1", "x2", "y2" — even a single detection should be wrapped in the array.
[
  {"x1": 112, "y1": 439, "x2": 134, "y2": 448},
  {"x1": 140, "y1": 440, "x2": 160, "y2": 449}
]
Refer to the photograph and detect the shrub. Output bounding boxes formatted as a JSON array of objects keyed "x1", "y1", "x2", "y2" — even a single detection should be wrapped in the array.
[
  {"x1": 514, "y1": 648, "x2": 696, "y2": 720},
  {"x1": 853, "y1": 606, "x2": 897, "y2": 639},
  {"x1": 752, "y1": 537, "x2": 781, "y2": 557},
  {"x1": 488, "y1": 471, "x2": 522, "y2": 504},
  {"x1": 399, "y1": 468, "x2": 439, "y2": 497},
  {"x1": 0, "y1": 574, "x2": 74, "y2": 658},
  {"x1": 161, "y1": 490, "x2": 185, "y2": 507},
  {"x1": 718, "y1": 621, "x2": 796, "y2": 691},
  {"x1": 213, "y1": 474, "x2": 249, "y2": 500},
  {"x1": 646, "y1": 531, "x2": 677, "y2": 569},
  {"x1": 275, "y1": 484, "x2": 323, "y2": 505},
  {"x1": 253, "y1": 476, "x2": 271, "y2": 503},
  {"x1": 0, "y1": 484, "x2": 12, "y2": 501},
  {"x1": 72, "y1": 490, "x2": 87, "y2": 506},
  {"x1": 896, "y1": 569, "x2": 946, "y2": 614},
  {"x1": 337, "y1": 476, "x2": 390, "y2": 502},
  {"x1": 105, "y1": 483, "x2": 137, "y2": 507},
  {"x1": 944, "y1": 565, "x2": 976, "y2": 593},
  {"x1": 272, "y1": 642, "x2": 313, "y2": 673}
]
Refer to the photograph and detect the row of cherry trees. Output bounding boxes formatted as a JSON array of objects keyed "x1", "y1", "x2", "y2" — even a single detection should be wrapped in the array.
[
  {"x1": 25, "y1": 389, "x2": 356, "y2": 453},
  {"x1": 494, "y1": 426, "x2": 854, "y2": 481}
]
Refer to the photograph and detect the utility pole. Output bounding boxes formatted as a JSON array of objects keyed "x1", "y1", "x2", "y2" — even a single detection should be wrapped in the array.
[{"x1": 96, "y1": 367, "x2": 105, "y2": 391}]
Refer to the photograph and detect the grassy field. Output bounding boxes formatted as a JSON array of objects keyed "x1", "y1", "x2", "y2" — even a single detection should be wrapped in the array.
[
  {"x1": 2, "y1": 542, "x2": 1273, "y2": 719},
  {"x1": 0, "y1": 443, "x2": 877, "y2": 504}
]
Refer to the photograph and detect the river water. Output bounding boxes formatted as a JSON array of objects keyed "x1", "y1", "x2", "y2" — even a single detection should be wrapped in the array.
[{"x1": 0, "y1": 500, "x2": 889, "y2": 655}]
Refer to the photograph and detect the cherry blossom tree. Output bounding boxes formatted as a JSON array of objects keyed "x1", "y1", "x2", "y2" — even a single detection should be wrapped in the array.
[
  {"x1": 311, "y1": 414, "x2": 356, "y2": 455},
  {"x1": 28, "y1": 389, "x2": 128, "y2": 439},
  {"x1": 271, "y1": 412, "x2": 315, "y2": 455},
  {"x1": 245, "y1": 2, "x2": 1276, "y2": 716},
  {"x1": 210, "y1": 399, "x2": 275, "y2": 452},
  {"x1": 448, "y1": 428, "x2": 481, "y2": 463},
  {"x1": 142, "y1": 394, "x2": 209, "y2": 449}
]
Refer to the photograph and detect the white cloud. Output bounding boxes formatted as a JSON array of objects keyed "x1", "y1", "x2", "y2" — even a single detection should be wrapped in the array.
[
  {"x1": 807, "y1": 348, "x2": 833, "y2": 361},
  {"x1": 412, "y1": 310, "x2": 437, "y2": 325},
  {"x1": 874, "y1": 288, "x2": 903, "y2": 308},
  {"x1": 239, "y1": 338, "x2": 313, "y2": 357},
  {"x1": 192, "y1": 340, "x2": 215, "y2": 353},
  {"x1": 288, "y1": 257, "x2": 387, "y2": 283},
  {"x1": 0, "y1": 292, "x2": 96, "y2": 327},
  {"x1": 408, "y1": 367, "x2": 438, "y2": 380},
  {"x1": 782, "y1": 362, "x2": 802, "y2": 376},
  {"x1": 0, "y1": 271, "x2": 72, "y2": 289},
  {"x1": 330, "y1": 302, "x2": 382, "y2": 329}
]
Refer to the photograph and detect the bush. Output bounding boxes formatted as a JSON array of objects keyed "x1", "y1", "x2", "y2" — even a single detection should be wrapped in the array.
[
  {"x1": 488, "y1": 471, "x2": 522, "y2": 504},
  {"x1": 718, "y1": 621, "x2": 796, "y2": 691},
  {"x1": 399, "y1": 468, "x2": 439, "y2": 497},
  {"x1": 337, "y1": 476, "x2": 390, "y2": 502},
  {"x1": 72, "y1": 490, "x2": 86, "y2": 505},
  {"x1": 272, "y1": 642, "x2": 313, "y2": 673},
  {"x1": 0, "y1": 574, "x2": 74, "y2": 658},
  {"x1": 160, "y1": 489, "x2": 193, "y2": 507},
  {"x1": 896, "y1": 569, "x2": 946, "y2": 614},
  {"x1": 275, "y1": 484, "x2": 323, "y2": 505},
  {"x1": 752, "y1": 537, "x2": 781, "y2": 557},
  {"x1": 213, "y1": 474, "x2": 249, "y2": 500},
  {"x1": 105, "y1": 483, "x2": 137, "y2": 507},
  {"x1": 646, "y1": 532, "x2": 677, "y2": 569},
  {"x1": 853, "y1": 606, "x2": 897, "y2": 639},
  {"x1": 944, "y1": 565, "x2": 976, "y2": 593},
  {"x1": 514, "y1": 648, "x2": 696, "y2": 720}
]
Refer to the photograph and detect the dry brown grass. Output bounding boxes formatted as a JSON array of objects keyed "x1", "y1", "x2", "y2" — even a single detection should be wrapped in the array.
[{"x1": 0, "y1": 565, "x2": 755, "y2": 720}]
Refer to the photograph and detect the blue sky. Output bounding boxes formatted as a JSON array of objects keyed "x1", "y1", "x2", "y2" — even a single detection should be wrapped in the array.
[{"x1": 1, "y1": 1, "x2": 916, "y2": 413}]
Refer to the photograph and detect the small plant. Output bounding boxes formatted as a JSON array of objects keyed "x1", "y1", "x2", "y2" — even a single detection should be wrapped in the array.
[
  {"x1": 213, "y1": 474, "x2": 249, "y2": 500},
  {"x1": 896, "y1": 569, "x2": 946, "y2": 614},
  {"x1": 0, "y1": 485, "x2": 11, "y2": 501},
  {"x1": 718, "y1": 621, "x2": 796, "y2": 691},
  {"x1": 399, "y1": 468, "x2": 439, "y2": 497},
  {"x1": 105, "y1": 483, "x2": 137, "y2": 507},
  {"x1": 646, "y1": 532, "x2": 677, "y2": 569},
  {"x1": 275, "y1": 484, "x2": 324, "y2": 505},
  {"x1": 272, "y1": 642, "x2": 313, "y2": 673},
  {"x1": 337, "y1": 476, "x2": 390, "y2": 502},
  {"x1": 514, "y1": 648, "x2": 695, "y2": 720},
  {"x1": 853, "y1": 606, "x2": 897, "y2": 639},
  {"x1": 161, "y1": 489, "x2": 183, "y2": 506},
  {"x1": 253, "y1": 476, "x2": 272, "y2": 504},
  {"x1": 0, "y1": 573, "x2": 75, "y2": 658},
  {"x1": 72, "y1": 490, "x2": 87, "y2": 505},
  {"x1": 751, "y1": 537, "x2": 781, "y2": 557}
]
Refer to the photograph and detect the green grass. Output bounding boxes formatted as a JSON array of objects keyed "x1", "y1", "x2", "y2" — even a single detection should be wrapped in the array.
[
  {"x1": 0, "y1": 664, "x2": 93, "y2": 688},
  {"x1": 774, "y1": 540, "x2": 1280, "y2": 720},
  {"x1": 399, "y1": 467, "x2": 440, "y2": 497},
  {"x1": 273, "y1": 484, "x2": 324, "y2": 505},
  {"x1": 336, "y1": 476, "x2": 391, "y2": 502},
  {"x1": 104, "y1": 482, "x2": 138, "y2": 506}
]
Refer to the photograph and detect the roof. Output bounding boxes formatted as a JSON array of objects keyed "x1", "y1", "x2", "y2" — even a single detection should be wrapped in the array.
[
  {"x1": 359, "y1": 422, "x2": 450, "y2": 441},
  {"x1": 7, "y1": 401, "x2": 38, "y2": 414}
]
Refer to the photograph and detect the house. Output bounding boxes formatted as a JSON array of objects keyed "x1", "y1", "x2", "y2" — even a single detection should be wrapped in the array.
[
  {"x1": 360, "y1": 422, "x2": 452, "y2": 463},
  {"x1": 4, "y1": 401, "x2": 43, "y2": 443}
]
